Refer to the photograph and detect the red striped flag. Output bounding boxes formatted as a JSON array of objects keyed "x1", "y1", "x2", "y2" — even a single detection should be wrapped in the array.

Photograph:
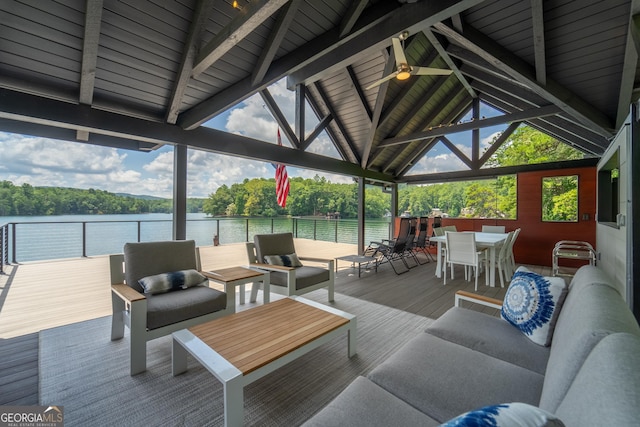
[{"x1": 275, "y1": 129, "x2": 290, "y2": 207}]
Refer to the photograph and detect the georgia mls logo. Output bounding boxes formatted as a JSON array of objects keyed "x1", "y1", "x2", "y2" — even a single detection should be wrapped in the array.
[{"x1": 0, "y1": 405, "x2": 64, "y2": 426}]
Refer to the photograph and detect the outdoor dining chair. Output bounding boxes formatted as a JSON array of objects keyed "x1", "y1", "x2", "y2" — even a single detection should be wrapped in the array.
[{"x1": 444, "y1": 231, "x2": 488, "y2": 291}]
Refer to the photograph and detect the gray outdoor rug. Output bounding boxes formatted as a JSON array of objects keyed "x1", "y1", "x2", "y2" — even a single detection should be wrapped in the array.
[{"x1": 39, "y1": 291, "x2": 433, "y2": 426}]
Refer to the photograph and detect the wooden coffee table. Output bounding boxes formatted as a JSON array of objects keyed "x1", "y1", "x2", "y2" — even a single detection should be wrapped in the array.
[
  {"x1": 172, "y1": 296, "x2": 357, "y2": 427},
  {"x1": 202, "y1": 266, "x2": 270, "y2": 309}
]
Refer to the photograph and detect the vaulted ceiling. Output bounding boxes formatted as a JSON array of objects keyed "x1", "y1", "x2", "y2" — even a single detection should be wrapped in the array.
[{"x1": 0, "y1": 0, "x2": 638, "y2": 185}]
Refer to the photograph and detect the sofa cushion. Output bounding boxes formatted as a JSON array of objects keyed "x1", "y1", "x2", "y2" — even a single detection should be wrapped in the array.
[
  {"x1": 427, "y1": 307, "x2": 550, "y2": 374},
  {"x1": 554, "y1": 333, "x2": 640, "y2": 427},
  {"x1": 146, "y1": 286, "x2": 227, "y2": 330},
  {"x1": 538, "y1": 270, "x2": 640, "y2": 413},
  {"x1": 269, "y1": 266, "x2": 330, "y2": 289},
  {"x1": 138, "y1": 269, "x2": 207, "y2": 295},
  {"x1": 302, "y1": 376, "x2": 440, "y2": 427},
  {"x1": 263, "y1": 253, "x2": 303, "y2": 267},
  {"x1": 367, "y1": 333, "x2": 544, "y2": 423},
  {"x1": 501, "y1": 267, "x2": 568, "y2": 346},
  {"x1": 439, "y1": 402, "x2": 564, "y2": 427}
]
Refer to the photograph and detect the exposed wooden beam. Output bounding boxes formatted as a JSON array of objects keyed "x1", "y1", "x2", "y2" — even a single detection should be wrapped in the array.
[
  {"x1": 313, "y1": 81, "x2": 362, "y2": 165},
  {"x1": 479, "y1": 92, "x2": 605, "y2": 156},
  {"x1": 362, "y1": 49, "x2": 396, "y2": 168},
  {"x1": 259, "y1": 89, "x2": 299, "y2": 148},
  {"x1": 478, "y1": 121, "x2": 520, "y2": 165},
  {"x1": 380, "y1": 86, "x2": 467, "y2": 174},
  {"x1": 178, "y1": 1, "x2": 399, "y2": 129},
  {"x1": 192, "y1": 0, "x2": 289, "y2": 77},
  {"x1": 166, "y1": 0, "x2": 215, "y2": 124},
  {"x1": 439, "y1": 135, "x2": 473, "y2": 169},
  {"x1": 287, "y1": 0, "x2": 485, "y2": 87},
  {"x1": 472, "y1": 96, "x2": 480, "y2": 165},
  {"x1": 346, "y1": 65, "x2": 372, "y2": 121},
  {"x1": 305, "y1": 89, "x2": 353, "y2": 163},
  {"x1": 251, "y1": 0, "x2": 302, "y2": 86},
  {"x1": 380, "y1": 104, "x2": 561, "y2": 147},
  {"x1": 434, "y1": 22, "x2": 615, "y2": 137},
  {"x1": 300, "y1": 113, "x2": 333, "y2": 151},
  {"x1": 617, "y1": 14, "x2": 639, "y2": 128},
  {"x1": 295, "y1": 84, "x2": 305, "y2": 146},
  {"x1": 0, "y1": 88, "x2": 394, "y2": 182},
  {"x1": 79, "y1": 0, "x2": 103, "y2": 106},
  {"x1": 396, "y1": 97, "x2": 472, "y2": 177},
  {"x1": 530, "y1": 0, "x2": 546, "y2": 86},
  {"x1": 339, "y1": 0, "x2": 369, "y2": 37},
  {"x1": 403, "y1": 158, "x2": 599, "y2": 184},
  {"x1": 451, "y1": 13, "x2": 464, "y2": 32},
  {"x1": 423, "y1": 28, "x2": 476, "y2": 98}
]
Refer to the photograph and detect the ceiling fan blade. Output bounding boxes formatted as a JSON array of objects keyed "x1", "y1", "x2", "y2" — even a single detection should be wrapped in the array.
[
  {"x1": 365, "y1": 71, "x2": 400, "y2": 90},
  {"x1": 392, "y1": 37, "x2": 408, "y2": 66},
  {"x1": 412, "y1": 67, "x2": 453, "y2": 76}
]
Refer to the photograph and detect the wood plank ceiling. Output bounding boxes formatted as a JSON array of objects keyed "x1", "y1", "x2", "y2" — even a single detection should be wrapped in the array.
[{"x1": 0, "y1": 0, "x2": 637, "y2": 185}]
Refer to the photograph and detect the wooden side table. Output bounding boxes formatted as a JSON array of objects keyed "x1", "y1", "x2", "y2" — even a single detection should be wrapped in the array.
[{"x1": 202, "y1": 267, "x2": 270, "y2": 310}]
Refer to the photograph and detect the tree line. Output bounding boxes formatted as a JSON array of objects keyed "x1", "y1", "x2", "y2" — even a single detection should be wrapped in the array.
[{"x1": 0, "y1": 181, "x2": 204, "y2": 216}]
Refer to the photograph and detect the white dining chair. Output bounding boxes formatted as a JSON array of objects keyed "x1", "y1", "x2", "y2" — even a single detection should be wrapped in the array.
[
  {"x1": 444, "y1": 231, "x2": 488, "y2": 290},
  {"x1": 485, "y1": 230, "x2": 514, "y2": 288},
  {"x1": 506, "y1": 228, "x2": 521, "y2": 275},
  {"x1": 482, "y1": 225, "x2": 506, "y2": 233}
]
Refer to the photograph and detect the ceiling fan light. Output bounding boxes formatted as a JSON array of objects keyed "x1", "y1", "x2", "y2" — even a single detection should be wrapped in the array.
[{"x1": 397, "y1": 71, "x2": 411, "y2": 80}]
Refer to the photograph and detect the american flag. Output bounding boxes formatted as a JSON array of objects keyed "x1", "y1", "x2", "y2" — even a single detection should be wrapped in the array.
[{"x1": 275, "y1": 129, "x2": 290, "y2": 207}]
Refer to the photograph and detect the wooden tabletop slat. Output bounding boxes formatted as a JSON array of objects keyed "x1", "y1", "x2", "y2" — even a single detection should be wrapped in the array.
[
  {"x1": 188, "y1": 299, "x2": 349, "y2": 375},
  {"x1": 202, "y1": 267, "x2": 265, "y2": 283}
]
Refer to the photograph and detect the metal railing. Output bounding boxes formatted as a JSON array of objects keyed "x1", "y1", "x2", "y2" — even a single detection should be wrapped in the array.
[{"x1": 0, "y1": 217, "x2": 391, "y2": 264}]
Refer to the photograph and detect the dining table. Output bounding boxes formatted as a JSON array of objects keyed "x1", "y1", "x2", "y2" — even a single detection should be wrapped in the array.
[{"x1": 430, "y1": 231, "x2": 508, "y2": 287}]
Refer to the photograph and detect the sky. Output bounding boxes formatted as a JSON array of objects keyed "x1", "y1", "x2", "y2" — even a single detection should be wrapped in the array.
[{"x1": 0, "y1": 78, "x2": 507, "y2": 198}]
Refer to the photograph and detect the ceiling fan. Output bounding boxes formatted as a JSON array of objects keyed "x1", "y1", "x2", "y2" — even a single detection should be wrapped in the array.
[{"x1": 366, "y1": 31, "x2": 453, "y2": 90}]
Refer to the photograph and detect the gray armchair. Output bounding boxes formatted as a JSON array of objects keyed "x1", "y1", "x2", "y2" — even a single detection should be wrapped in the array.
[
  {"x1": 110, "y1": 240, "x2": 234, "y2": 375},
  {"x1": 246, "y1": 232, "x2": 335, "y2": 302}
]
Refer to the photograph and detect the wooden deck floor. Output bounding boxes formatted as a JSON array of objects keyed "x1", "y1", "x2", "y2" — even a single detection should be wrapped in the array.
[{"x1": 0, "y1": 239, "x2": 552, "y2": 406}]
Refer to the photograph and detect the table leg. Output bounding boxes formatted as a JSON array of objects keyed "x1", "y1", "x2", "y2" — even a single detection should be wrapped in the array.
[
  {"x1": 172, "y1": 338, "x2": 188, "y2": 376},
  {"x1": 347, "y1": 317, "x2": 358, "y2": 357},
  {"x1": 239, "y1": 284, "x2": 245, "y2": 305},
  {"x1": 489, "y1": 247, "x2": 496, "y2": 287},
  {"x1": 435, "y1": 241, "x2": 443, "y2": 278},
  {"x1": 224, "y1": 376, "x2": 244, "y2": 427}
]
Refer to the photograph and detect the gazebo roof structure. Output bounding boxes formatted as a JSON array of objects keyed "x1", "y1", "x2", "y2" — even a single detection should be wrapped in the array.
[{"x1": 0, "y1": 0, "x2": 637, "y2": 184}]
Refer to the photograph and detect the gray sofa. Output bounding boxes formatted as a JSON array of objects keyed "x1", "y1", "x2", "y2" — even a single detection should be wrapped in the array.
[{"x1": 304, "y1": 265, "x2": 640, "y2": 426}]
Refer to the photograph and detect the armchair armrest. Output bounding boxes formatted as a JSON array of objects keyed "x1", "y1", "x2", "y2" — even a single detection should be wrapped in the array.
[
  {"x1": 454, "y1": 290, "x2": 503, "y2": 310},
  {"x1": 111, "y1": 283, "x2": 146, "y2": 303}
]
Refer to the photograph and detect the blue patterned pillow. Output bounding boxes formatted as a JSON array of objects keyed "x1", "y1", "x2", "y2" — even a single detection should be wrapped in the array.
[
  {"x1": 501, "y1": 267, "x2": 568, "y2": 346},
  {"x1": 263, "y1": 253, "x2": 303, "y2": 267},
  {"x1": 440, "y1": 402, "x2": 564, "y2": 427},
  {"x1": 138, "y1": 269, "x2": 207, "y2": 295}
]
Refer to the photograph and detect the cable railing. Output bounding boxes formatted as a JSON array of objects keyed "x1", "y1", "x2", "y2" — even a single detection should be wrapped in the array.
[{"x1": 1, "y1": 217, "x2": 391, "y2": 264}]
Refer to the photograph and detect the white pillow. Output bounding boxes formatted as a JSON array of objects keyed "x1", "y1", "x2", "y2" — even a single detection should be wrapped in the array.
[
  {"x1": 439, "y1": 402, "x2": 564, "y2": 427},
  {"x1": 263, "y1": 253, "x2": 303, "y2": 267},
  {"x1": 138, "y1": 269, "x2": 207, "y2": 295},
  {"x1": 501, "y1": 267, "x2": 568, "y2": 346}
]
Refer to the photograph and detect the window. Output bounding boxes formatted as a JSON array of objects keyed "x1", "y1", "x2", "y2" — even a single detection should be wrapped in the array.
[
  {"x1": 597, "y1": 148, "x2": 619, "y2": 227},
  {"x1": 542, "y1": 175, "x2": 578, "y2": 222}
]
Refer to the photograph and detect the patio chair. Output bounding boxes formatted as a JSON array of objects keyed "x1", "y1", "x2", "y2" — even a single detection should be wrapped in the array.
[
  {"x1": 412, "y1": 216, "x2": 433, "y2": 263},
  {"x1": 246, "y1": 232, "x2": 335, "y2": 301},
  {"x1": 375, "y1": 217, "x2": 415, "y2": 274},
  {"x1": 444, "y1": 231, "x2": 488, "y2": 291},
  {"x1": 482, "y1": 225, "x2": 506, "y2": 233},
  {"x1": 110, "y1": 240, "x2": 234, "y2": 375}
]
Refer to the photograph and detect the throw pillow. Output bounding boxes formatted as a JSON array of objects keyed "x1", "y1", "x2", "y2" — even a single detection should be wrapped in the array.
[
  {"x1": 501, "y1": 266, "x2": 568, "y2": 346},
  {"x1": 263, "y1": 253, "x2": 303, "y2": 267},
  {"x1": 138, "y1": 269, "x2": 207, "y2": 295},
  {"x1": 440, "y1": 402, "x2": 564, "y2": 427}
]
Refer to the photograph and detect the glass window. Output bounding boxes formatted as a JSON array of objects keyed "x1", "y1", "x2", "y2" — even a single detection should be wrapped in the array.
[{"x1": 542, "y1": 175, "x2": 578, "y2": 222}]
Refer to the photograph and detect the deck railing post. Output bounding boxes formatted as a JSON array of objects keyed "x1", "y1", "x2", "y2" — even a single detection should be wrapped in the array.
[
  {"x1": 11, "y1": 223, "x2": 17, "y2": 264},
  {"x1": 137, "y1": 221, "x2": 141, "y2": 242},
  {"x1": 82, "y1": 222, "x2": 87, "y2": 257},
  {"x1": 271, "y1": 218, "x2": 274, "y2": 233},
  {"x1": 0, "y1": 225, "x2": 4, "y2": 273},
  {"x1": 313, "y1": 220, "x2": 317, "y2": 240},
  {"x1": 246, "y1": 218, "x2": 249, "y2": 242},
  {"x1": 335, "y1": 220, "x2": 338, "y2": 243}
]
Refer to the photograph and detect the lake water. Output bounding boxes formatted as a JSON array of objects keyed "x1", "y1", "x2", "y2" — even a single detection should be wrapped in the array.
[{"x1": 0, "y1": 214, "x2": 391, "y2": 262}]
